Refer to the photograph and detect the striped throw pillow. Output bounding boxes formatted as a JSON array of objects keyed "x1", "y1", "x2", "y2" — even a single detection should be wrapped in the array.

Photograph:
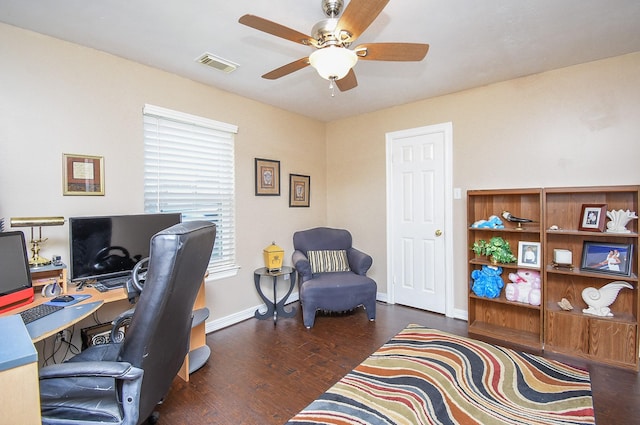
[{"x1": 307, "y1": 250, "x2": 351, "y2": 273}]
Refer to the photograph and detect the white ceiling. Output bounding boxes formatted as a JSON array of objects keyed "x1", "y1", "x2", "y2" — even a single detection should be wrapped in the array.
[{"x1": 1, "y1": 0, "x2": 639, "y2": 122}]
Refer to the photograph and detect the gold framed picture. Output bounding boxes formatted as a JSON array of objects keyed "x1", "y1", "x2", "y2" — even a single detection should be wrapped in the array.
[
  {"x1": 255, "y1": 158, "x2": 280, "y2": 196},
  {"x1": 63, "y1": 153, "x2": 105, "y2": 195},
  {"x1": 289, "y1": 174, "x2": 310, "y2": 207}
]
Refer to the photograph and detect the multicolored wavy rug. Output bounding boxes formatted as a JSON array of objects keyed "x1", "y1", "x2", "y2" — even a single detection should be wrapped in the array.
[{"x1": 286, "y1": 325, "x2": 595, "y2": 425}]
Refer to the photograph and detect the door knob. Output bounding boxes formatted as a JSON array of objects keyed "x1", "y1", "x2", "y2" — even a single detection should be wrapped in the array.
[{"x1": 435, "y1": 229, "x2": 443, "y2": 237}]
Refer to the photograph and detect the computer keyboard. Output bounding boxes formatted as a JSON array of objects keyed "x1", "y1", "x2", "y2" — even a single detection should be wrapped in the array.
[
  {"x1": 19, "y1": 303, "x2": 64, "y2": 324},
  {"x1": 94, "y1": 276, "x2": 128, "y2": 292}
]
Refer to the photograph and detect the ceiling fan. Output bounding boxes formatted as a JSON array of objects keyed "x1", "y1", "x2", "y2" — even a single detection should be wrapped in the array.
[{"x1": 239, "y1": 0, "x2": 429, "y2": 93}]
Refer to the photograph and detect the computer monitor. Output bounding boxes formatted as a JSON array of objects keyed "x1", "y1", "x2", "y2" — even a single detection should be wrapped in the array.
[
  {"x1": 69, "y1": 213, "x2": 182, "y2": 283},
  {"x1": 0, "y1": 231, "x2": 34, "y2": 313}
]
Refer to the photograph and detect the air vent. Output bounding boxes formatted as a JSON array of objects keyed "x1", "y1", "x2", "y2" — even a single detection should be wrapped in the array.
[{"x1": 195, "y1": 53, "x2": 239, "y2": 73}]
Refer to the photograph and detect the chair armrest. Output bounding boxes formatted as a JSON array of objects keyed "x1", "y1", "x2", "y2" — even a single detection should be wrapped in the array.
[
  {"x1": 40, "y1": 361, "x2": 144, "y2": 425},
  {"x1": 111, "y1": 307, "x2": 135, "y2": 342},
  {"x1": 292, "y1": 250, "x2": 313, "y2": 282},
  {"x1": 39, "y1": 361, "x2": 143, "y2": 381},
  {"x1": 347, "y1": 248, "x2": 373, "y2": 275}
]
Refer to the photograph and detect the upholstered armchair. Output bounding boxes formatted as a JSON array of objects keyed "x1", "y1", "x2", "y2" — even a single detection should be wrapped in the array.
[{"x1": 292, "y1": 227, "x2": 377, "y2": 328}]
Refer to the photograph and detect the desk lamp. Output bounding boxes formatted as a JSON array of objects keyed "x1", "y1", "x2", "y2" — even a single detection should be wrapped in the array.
[{"x1": 10, "y1": 216, "x2": 65, "y2": 267}]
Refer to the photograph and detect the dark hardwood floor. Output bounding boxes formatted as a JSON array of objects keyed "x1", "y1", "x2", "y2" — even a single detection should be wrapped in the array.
[{"x1": 156, "y1": 302, "x2": 640, "y2": 424}]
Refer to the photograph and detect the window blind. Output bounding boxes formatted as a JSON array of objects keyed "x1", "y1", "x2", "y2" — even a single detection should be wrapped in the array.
[{"x1": 143, "y1": 104, "x2": 238, "y2": 278}]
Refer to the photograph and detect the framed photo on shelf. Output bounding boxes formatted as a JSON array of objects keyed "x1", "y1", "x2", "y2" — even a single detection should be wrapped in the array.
[
  {"x1": 63, "y1": 153, "x2": 104, "y2": 195},
  {"x1": 289, "y1": 174, "x2": 310, "y2": 207},
  {"x1": 254, "y1": 158, "x2": 280, "y2": 196},
  {"x1": 517, "y1": 241, "x2": 541, "y2": 268},
  {"x1": 579, "y1": 204, "x2": 607, "y2": 232},
  {"x1": 580, "y1": 241, "x2": 633, "y2": 277}
]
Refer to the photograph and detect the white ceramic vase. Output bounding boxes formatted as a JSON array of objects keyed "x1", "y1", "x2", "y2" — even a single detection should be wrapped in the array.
[{"x1": 606, "y1": 209, "x2": 637, "y2": 233}]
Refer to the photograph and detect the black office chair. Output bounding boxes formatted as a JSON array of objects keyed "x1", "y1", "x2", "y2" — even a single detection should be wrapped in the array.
[{"x1": 39, "y1": 221, "x2": 216, "y2": 425}]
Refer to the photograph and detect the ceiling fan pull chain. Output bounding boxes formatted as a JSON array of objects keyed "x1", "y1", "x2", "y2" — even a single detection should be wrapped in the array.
[{"x1": 329, "y1": 77, "x2": 336, "y2": 97}]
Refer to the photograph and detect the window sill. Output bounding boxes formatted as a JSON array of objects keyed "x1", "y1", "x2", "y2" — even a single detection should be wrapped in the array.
[{"x1": 207, "y1": 265, "x2": 240, "y2": 281}]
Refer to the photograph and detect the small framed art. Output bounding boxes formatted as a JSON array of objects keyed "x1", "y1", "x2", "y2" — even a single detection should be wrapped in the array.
[
  {"x1": 580, "y1": 241, "x2": 633, "y2": 277},
  {"x1": 63, "y1": 153, "x2": 104, "y2": 195},
  {"x1": 579, "y1": 204, "x2": 607, "y2": 232},
  {"x1": 517, "y1": 241, "x2": 541, "y2": 268},
  {"x1": 255, "y1": 158, "x2": 280, "y2": 196},
  {"x1": 289, "y1": 174, "x2": 310, "y2": 207}
]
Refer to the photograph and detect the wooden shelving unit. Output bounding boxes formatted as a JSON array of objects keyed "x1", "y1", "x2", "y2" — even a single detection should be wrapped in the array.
[
  {"x1": 468, "y1": 185, "x2": 639, "y2": 370},
  {"x1": 177, "y1": 280, "x2": 210, "y2": 382},
  {"x1": 543, "y1": 185, "x2": 639, "y2": 370},
  {"x1": 30, "y1": 264, "x2": 68, "y2": 297},
  {"x1": 467, "y1": 188, "x2": 544, "y2": 350}
]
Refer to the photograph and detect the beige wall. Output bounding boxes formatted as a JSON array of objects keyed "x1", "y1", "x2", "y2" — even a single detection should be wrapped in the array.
[
  {"x1": 327, "y1": 52, "x2": 640, "y2": 314},
  {"x1": 0, "y1": 23, "x2": 326, "y2": 324},
  {"x1": 2, "y1": 22, "x2": 639, "y2": 326}
]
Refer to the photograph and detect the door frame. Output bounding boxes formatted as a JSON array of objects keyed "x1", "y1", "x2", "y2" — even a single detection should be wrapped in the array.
[{"x1": 385, "y1": 122, "x2": 455, "y2": 318}]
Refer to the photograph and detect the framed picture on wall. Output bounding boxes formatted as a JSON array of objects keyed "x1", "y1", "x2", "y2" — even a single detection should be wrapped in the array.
[
  {"x1": 254, "y1": 158, "x2": 280, "y2": 196},
  {"x1": 289, "y1": 174, "x2": 310, "y2": 207},
  {"x1": 63, "y1": 153, "x2": 104, "y2": 195}
]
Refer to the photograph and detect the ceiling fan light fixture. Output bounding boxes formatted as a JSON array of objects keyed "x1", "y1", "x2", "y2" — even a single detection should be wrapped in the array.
[{"x1": 309, "y1": 46, "x2": 357, "y2": 80}]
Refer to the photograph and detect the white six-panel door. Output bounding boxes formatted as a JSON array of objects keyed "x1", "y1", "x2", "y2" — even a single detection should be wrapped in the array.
[{"x1": 386, "y1": 123, "x2": 453, "y2": 315}]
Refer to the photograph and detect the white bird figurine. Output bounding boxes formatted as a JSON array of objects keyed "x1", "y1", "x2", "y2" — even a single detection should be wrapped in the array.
[{"x1": 582, "y1": 281, "x2": 633, "y2": 317}]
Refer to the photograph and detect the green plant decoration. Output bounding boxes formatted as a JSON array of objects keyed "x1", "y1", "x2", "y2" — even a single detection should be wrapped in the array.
[
  {"x1": 472, "y1": 240, "x2": 488, "y2": 256},
  {"x1": 471, "y1": 236, "x2": 517, "y2": 264}
]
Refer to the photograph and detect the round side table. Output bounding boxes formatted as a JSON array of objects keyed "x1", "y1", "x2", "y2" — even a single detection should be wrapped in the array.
[{"x1": 253, "y1": 266, "x2": 296, "y2": 324}]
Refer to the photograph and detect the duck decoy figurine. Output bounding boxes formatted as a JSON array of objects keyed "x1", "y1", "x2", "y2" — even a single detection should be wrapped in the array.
[{"x1": 501, "y1": 211, "x2": 534, "y2": 228}]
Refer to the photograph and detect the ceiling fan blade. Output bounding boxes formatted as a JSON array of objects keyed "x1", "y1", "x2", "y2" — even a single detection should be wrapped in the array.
[
  {"x1": 336, "y1": 0, "x2": 389, "y2": 43},
  {"x1": 354, "y1": 43, "x2": 430, "y2": 61},
  {"x1": 262, "y1": 57, "x2": 310, "y2": 80},
  {"x1": 336, "y1": 69, "x2": 358, "y2": 91},
  {"x1": 239, "y1": 14, "x2": 315, "y2": 46}
]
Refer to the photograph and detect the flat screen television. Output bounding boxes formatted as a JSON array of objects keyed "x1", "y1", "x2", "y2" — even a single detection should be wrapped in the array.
[
  {"x1": 69, "y1": 213, "x2": 181, "y2": 283},
  {"x1": 0, "y1": 231, "x2": 34, "y2": 313}
]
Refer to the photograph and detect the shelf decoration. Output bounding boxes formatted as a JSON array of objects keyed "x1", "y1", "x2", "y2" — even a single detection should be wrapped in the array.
[
  {"x1": 517, "y1": 241, "x2": 541, "y2": 268},
  {"x1": 580, "y1": 241, "x2": 633, "y2": 277},
  {"x1": 506, "y1": 269, "x2": 541, "y2": 306},
  {"x1": 605, "y1": 209, "x2": 637, "y2": 234},
  {"x1": 578, "y1": 204, "x2": 607, "y2": 232},
  {"x1": 552, "y1": 249, "x2": 573, "y2": 269},
  {"x1": 471, "y1": 215, "x2": 504, "y2": 229},
  {"x1": 501, "y1": 210, "x2": 534, "y2": 229},
  {"x1": 471, "y1": 265, "x2": 504, "y2": 299},
  {"x1": 582, "y1": 281, "x2": 633, "y2": 317},
  {"x1": 557, "y1": 298, "x2": 574, "y2": 311},
  {"x1": 471, "y1": 236, "x2": 517, "y2": 264}
]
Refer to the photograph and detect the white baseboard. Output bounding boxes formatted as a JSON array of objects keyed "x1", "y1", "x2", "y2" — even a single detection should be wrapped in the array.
[
  {"x1": 204, "y1": 292, "x2": 468, "y2": 334},
  {"x1": 374, "y1": 292, "x2": 467, "y2": 322},
  {"x1": 452, "y1": 308, "x2": 468, "y2": 321},
  {"x1": 205, "y1": 292, "x2": 300, "y2": 333}
]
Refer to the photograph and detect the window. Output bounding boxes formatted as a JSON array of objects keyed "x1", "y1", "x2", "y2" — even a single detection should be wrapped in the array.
[{"x1": 143, "y1": 104, "x2": 238, "y2": 279}]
